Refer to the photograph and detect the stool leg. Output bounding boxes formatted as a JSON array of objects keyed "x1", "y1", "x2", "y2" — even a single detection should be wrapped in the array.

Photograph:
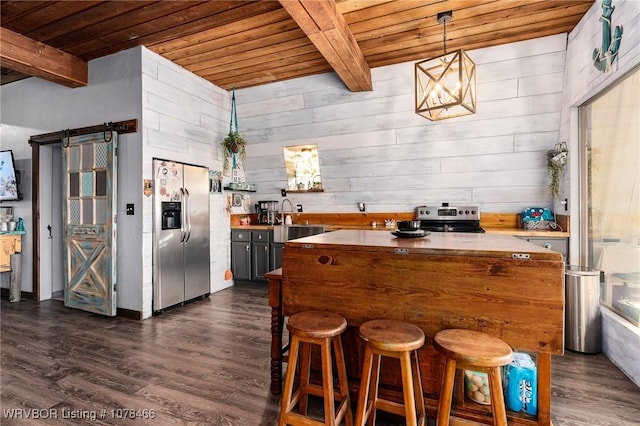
[
  {"x1": 412, "y1": 350, "x2": 426, "y2": 426},
  {"x1": 333, "y1": 336, "x2": 354, "y2": 426},
  {"x1": 366, "y1": 353, "x2": 381, "y2": 426},
  {"x1": 298, "y1": 341, "x2": 311, "y2": 415},
  {"x1": 400, "y1": 351, "x2": 417, "y2": 425},
  {"x1": 279, "y1": 336, "x2": 301, "y2": 426},
  {"x1": 436, "y1": 358, "x2": 457, "y2": 426},
  {"x1": 488, "y1": 367, "x2": 508, "y2": 426},
  {"x1": 320, "y1": 337, "x2": 337, "y2": 425},
  {"x1": 355, "y1": 345, "x2": 374, "y2": 426}
]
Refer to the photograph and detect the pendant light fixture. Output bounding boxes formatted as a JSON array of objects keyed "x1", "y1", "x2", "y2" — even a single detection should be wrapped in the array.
[{"x1": 415, "y1": 11, "x2": 476, "y2": 121}]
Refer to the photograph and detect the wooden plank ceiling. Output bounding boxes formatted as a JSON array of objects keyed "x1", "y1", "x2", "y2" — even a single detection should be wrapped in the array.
[{"x1": 0, "y1": 0, "x2": 594, "y2": 91}]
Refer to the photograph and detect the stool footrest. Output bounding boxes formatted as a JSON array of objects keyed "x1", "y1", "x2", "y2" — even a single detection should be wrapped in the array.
[
  {"x1": 449, "y1": 416, "x2": 489, "y2": 426},
  {"x1": 304, "y1": 383, "x2": 346, "y2": 400},
  {"x1": 375, "y1": 398, "x2": 406, "y2": 417}
]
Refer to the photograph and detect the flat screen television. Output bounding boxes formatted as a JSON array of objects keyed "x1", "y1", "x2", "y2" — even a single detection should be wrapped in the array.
[{"x1": 0, "y1": 150, "x2": 20, "y2": 202}]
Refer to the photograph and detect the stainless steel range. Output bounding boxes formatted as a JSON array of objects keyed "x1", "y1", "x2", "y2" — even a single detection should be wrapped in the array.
[{"x1": 415, "y1": 203, "x2": 485, "y2": 233}]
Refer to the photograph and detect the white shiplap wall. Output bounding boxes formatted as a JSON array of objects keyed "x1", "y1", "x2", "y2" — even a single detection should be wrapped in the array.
[
  {"x1": 560, "y1": 0, "x2": 640, "y2": 388},
  {"x1": 235, "y1": 34, "x2": 568, "y2": 214},
  {"x1": 139, "y1": 47, "x2": 231, "y2": 319}
]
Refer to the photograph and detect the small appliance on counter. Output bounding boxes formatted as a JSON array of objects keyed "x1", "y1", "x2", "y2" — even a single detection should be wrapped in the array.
[{"x1": 256, "y1": 200, "x2": 279, "y2": 225}]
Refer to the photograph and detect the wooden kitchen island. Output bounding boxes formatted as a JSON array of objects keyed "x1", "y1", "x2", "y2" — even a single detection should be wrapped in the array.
[{"x1": 271, "y1": 229, "x2": 565, "y2": 426}]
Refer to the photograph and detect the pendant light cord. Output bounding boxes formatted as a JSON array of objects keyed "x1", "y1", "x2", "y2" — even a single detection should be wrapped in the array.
[{"x1": 443, "y1": 19, "x2": 447, "y2": 55}]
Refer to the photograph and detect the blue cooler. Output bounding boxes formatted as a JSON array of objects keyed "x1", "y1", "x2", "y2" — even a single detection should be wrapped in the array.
[{"x1": 504, "y1": 352, "x2": 537, "y2": 416}]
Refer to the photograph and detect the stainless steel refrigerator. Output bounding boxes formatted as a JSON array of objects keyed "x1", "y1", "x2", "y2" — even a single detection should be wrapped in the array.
[{"x1": 153, "y1": 159, "x2": 210, "y2": 313}]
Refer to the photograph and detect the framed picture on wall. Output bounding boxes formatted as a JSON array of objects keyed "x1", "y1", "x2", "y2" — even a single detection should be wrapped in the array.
[{"x1": 210, "y1": 179, "x2": 220, "y2": 193}]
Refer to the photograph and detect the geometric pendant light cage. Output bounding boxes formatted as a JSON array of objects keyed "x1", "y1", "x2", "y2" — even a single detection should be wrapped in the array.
[{"x1": 415, "y1": 11, "x2": 476, "y2": 121}]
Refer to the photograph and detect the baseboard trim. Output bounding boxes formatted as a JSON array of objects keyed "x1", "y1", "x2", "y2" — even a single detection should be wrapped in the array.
[
  {"x1": 0, "y1": 288, "x2": 34, "y2": 300},
  {"x1": 117, "y1": 307, "x2": 143, "y2": 320}
]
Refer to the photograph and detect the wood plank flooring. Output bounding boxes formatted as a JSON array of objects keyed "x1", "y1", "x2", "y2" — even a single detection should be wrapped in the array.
[{"x1": 2, "y1": 283, "x2": 639, "y2": 425}]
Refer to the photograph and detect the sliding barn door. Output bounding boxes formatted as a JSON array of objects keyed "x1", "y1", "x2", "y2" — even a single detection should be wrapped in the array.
[{"x1": 62, "y1": 131, "x2": 117, "y2": 316}]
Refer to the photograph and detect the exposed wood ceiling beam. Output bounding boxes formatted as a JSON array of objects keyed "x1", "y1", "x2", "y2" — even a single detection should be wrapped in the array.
[
  {"x1": 278, "y1": 0, "x2": 372, "y2": 92},
  {"x1": 0, "y1": 27, "x2": 87, "y2": 88}
]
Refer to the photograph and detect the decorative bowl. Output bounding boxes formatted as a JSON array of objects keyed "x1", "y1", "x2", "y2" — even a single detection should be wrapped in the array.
[{"x1": 397, "y1": 220, "x2": 421, "y2": 231}]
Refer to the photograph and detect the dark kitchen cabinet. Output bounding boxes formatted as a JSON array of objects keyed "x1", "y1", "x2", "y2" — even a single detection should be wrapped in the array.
[
  {"x1": 251, "y1": 230, "x2": 271, "y2": 282},
  {"x1": 271, "y1": 242, "x2": 284, "y2": 270},
  {"x1": 231, "y1": 230, "x2": 252, "y2": 281},
  {"x1": 231, "y1": 229, "x2": 276, "y2": 283}
]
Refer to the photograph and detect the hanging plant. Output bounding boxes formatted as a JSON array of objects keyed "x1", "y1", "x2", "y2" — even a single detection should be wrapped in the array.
[
  {"x1": 547, "y1": 142, "x2": 568, "y2": 199},
  {"x1": 221, "y1": 87, "x2": 246, "y2": 175},
  {"x1": 222, "y1": 131, "x2": 246, "y2": 174}
]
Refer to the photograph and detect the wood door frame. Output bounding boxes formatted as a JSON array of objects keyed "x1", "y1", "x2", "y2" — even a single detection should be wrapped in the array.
[{"x1": 28, "y1": 120, "x2": 137, "y2": 302}]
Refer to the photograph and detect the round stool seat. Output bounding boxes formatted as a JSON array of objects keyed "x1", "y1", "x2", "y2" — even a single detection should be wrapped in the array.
[
  {"x1": 433, "y1": 329, "x2": 513, "y2": 367},
  {"x1": 359, "y1": 319, "x2": 425, "y2": 352},
  {"x1": 287, "y1": 310, "x2": 347, "y2": 339}
]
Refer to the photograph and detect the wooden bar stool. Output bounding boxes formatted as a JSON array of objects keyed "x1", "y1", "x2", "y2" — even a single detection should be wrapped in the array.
[
  {"x1": 355, "y1": 319, "x2": 426, "y2": 426},
  {"x1": 433, "y1": 329, "x2": 513, "y2": 426},
  {"x1": 279, "y1": 311, "x2": 353, "y2": 426}
]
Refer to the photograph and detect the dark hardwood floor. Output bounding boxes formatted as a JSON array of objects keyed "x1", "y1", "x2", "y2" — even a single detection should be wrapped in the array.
[{"x1": 2, "y1": 283, "x2": 639, "y2": 425}]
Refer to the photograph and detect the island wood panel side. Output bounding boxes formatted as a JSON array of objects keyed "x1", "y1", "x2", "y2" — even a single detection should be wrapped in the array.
[{"x1": 282, "y1": 247, "x2": 564, "y2": 353}]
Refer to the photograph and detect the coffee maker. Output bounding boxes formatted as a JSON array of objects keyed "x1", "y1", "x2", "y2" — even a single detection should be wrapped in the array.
[{"x1": 256, "y1": 200, "x2": 278, "y2": 225}]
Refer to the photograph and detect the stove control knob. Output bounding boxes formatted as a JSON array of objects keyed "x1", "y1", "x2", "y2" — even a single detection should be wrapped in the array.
[
  {"x1": 458, "y1": 210, "x2": 463, "y2": 215},
  {"x1": 465, "y1": 210, "x2": 470, "y2": 215},
  {"x1": 472, "y1": 209, "x2": 476, "y2": 215}
]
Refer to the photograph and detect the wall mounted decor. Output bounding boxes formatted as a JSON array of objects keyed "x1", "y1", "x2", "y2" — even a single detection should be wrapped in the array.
[
  {"x1": 547, "y1": 142, "x2": 568, "y2": 200},
  {"x1": 283, "y1": 144, "x2": 323, "y2": 192},
  {"x1": 593, "y1": 0, "x2": 623, "y2": 74},
  {"x1": 143, "y1": 179, "x2": 152, "y2": 197}
]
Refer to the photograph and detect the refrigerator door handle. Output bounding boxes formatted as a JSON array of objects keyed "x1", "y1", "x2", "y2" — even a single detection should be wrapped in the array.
[
  {"x1": 180, "y1": 188, "x2": 187, "y2": 242},
  {"x1": 185, "y1": 188, "x2": 192, "y2": 242}
]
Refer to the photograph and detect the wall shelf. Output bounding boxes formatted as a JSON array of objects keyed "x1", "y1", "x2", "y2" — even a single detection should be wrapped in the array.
[
  {"x1": 285, "y1": 189, "x2": 324, "y2": 193},
  {"x1": 224, "y1": 187, "x2": 256, "y2": 193}
]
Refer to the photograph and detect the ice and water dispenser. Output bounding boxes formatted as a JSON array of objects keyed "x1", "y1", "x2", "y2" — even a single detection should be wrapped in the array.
[{"x1": 161, "y1": 202, "x2": 181, "y2": 230}]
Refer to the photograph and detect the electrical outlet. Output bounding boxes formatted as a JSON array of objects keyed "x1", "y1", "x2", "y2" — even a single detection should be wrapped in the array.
[
  {"x1": 296, "y1": 204, "x2": 303, "y2": 213},
  {"x1": 358, "y1": 202, "x2": 366, "y2": 212}
]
